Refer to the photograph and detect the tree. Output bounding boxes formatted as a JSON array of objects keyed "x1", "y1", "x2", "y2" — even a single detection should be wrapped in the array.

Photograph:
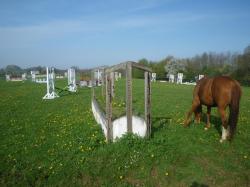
[
  {"x1": 5, "y1": 65, "x2": 23, "y2": 76},
  {"x1": 233, "y1": 45, "x2": 250, "y2": 85},
  {"x1": 244, "y1": 45, "x2": 250, "y2": 55},
  {"x1": 133, "y1": 59, "x2": 150, "y2": 79}
]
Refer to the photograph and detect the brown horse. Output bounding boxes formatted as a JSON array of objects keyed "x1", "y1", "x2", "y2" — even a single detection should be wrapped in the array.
[{"x1": 184, "y1": 76, "x2": 242, "y2": 142}]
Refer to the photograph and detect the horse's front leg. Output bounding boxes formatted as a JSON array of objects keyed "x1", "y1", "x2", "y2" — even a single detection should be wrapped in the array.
[
  {"x1": 204, "y1": 106, "x2": 211, "y2": 130},
  {"x1": 218, "y1": 107, "x2": 229, "y2": 142}
]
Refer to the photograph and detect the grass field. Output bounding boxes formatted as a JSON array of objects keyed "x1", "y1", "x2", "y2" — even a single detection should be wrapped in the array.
[{"x1": 0, "y1": 79, "x2": 249, "y2": 186}]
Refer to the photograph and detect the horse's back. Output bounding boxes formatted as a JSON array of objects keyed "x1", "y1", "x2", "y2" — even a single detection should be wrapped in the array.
[{"x1": 194, "y1": 76, "x2": 241, "y2": 107}]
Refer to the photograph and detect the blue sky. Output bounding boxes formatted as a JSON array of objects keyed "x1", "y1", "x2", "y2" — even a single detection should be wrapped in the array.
[{"x1": 0, "y1": 0, "x2": 250, "y2": 69}]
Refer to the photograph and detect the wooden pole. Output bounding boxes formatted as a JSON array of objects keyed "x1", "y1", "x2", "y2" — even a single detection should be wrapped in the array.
[
  {"x1": 91, "y1": 70, "x2": 95, "y2": 98},
  {"x1": 111, "y1": 72, "x2": 115, "y2": 98},
  {"x1": 106, "y1": 73, "x2": 113, "y2": 141},
  {"x1": 102, "y1": 69, "x2": 105, "y2": 97},
  {"x1": 126, "y1": 62, "x2": 133, "y2": 133},
  {"x1": 145, "y1": 71, "x2": 151, "y2": 138}
]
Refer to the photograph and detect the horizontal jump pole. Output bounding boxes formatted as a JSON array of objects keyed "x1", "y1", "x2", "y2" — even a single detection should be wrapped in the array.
[{"x1": 105, "y1": 61, "x2": 152, "y2": 73}]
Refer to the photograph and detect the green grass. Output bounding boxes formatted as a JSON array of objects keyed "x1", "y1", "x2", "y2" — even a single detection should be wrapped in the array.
[{"x1": 0, "y1": 79, "x2": 250, "y2": 186}]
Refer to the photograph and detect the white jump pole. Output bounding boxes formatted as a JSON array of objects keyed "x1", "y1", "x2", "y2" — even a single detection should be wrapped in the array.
[{"x1": 46, "y1": 67, "x2": 49, "y2": 93}]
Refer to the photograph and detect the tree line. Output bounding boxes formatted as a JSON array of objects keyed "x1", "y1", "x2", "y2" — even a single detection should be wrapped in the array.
[
  {"x1": 133, "y1": 45, "x2": 250, "y2": 86},
  {"x1": 1, "y1": 45, "x2": 249, "y2": 85}
]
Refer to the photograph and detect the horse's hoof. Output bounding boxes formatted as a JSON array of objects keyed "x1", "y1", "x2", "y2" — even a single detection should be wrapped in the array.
[{"x1": 183, "y1": 120, "x2": 191, "y2": 127}]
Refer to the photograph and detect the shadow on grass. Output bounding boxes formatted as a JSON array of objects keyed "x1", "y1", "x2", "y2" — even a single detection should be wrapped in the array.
[
  {"x1": 58, "y1": 92, "x2": 75, "y2": 97},
  {"x1": 55, "y1": 87, "x2": 79, "y2": 97},
  {"x1": 151, "y1": 116, "x2": 172, "y2": 137},
  {"x1": 190, "y1": 181, "x2": 209, "y2": 187}
]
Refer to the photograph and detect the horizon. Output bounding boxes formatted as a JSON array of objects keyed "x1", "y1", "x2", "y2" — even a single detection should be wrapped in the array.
[{"x1": 0, "y1": 0, "x2": 250, "y2": 69}]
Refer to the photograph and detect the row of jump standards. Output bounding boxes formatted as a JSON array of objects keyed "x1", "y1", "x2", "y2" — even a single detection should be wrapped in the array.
[
  {"x1": 5, "y1": 62, "x2": 204, "y2": 142},
  {"x1": 6, "y1": 68, "x2": 78, "y2": 99}
]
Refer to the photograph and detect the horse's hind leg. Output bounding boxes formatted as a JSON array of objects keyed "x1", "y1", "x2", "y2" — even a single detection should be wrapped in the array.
[
  {"x1": 218, "y1": 107, "x2": 229, "y2": 142},
  {"x1": 205, "y1": 106, "x2": 211, "y2": 130},
  {"x1": 184, "y1": 97, "x2": 200, "y2": 127},
  {"x1": 194, "y1": 105, "x2": 202, "y2": 124}
]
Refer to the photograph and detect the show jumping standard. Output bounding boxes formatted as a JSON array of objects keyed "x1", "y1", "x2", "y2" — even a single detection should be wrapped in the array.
[
  {"x1": 68, "y1": 68, "x2": 77, "y2": 92},
  {"x1": 184, "y1": 76, "x2": 242, "y2": 142},
  {"x1": 43, "y1": 67, "x2": 59, "y2": 100}
]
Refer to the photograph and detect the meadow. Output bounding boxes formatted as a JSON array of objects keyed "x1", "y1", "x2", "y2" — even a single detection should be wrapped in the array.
[{"x1": 0, "y1": 79, "x2": 249, "y2": 186}]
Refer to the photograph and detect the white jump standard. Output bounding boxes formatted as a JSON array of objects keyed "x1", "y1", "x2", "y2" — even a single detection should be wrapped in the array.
[
  {"x1": 177, "y1": 73, "x2": 183, "y2": 84},
  {"x1": 68, "y1": 68, "x2": 77, "y2": 92},
  {"x1": 169, "y1": 74, "x2": 175, "y2": 83},
  {"x1": 198, "y1": 74, "x2": 204, "y2": 80},
  {"x1": 151, "y1": 73, "x2": 156, "y2": 82},
  {"x1": 43, "y1": 67, "x2": 59, "y2": 100}
]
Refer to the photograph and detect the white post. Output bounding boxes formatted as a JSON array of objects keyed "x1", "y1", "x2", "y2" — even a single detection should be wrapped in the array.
[
  {"x1": 68, "y1": 68, "x2": 70, "y2": 86},
  {"x1": 151, "y1": 73, "x2": 156, "y2": 82},
  {"x1": 115, "y1": 72, "x2": 119, "y2": 81},
  {"x1": 198, "y1": 74, "x2": 204, "y2": 80},
  {"x1": 169, "y1": 74, "x2": 174, "y2": 83},
  {"x1": 21, "y1": 73, "x2": 26, "y2": 80},
  {"x1": 46, "y1": 67, "x2": 49, "y2": 94},
  {"x1": 177, "y1": 73, "x2": 183, "y2": 84},
  {"x1": 6, "y1": 75, "x2": 10, "y2": 81},
  {"x1": 31, "y1": 73, "x2": 36, "y2": 82},
  {"x1": 68, "y1": 68, "x2": 77, "y2": 92},
  {"x1": 97, "y1": 69, "x2": 100, "y2": 84},
  {"x1": 96, "y1": 69, "x2": 102, "y2": 86}
]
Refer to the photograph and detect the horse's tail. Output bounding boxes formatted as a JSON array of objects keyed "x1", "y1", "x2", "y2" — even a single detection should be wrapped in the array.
[{"x1": 228, "y1": 83, "x2": 242, "y2": 140}]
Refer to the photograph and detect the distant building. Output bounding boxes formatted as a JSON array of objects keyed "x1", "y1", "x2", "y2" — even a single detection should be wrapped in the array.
[
  {"x1": 6, "y1": 75, "x2": 10, "y2": 81},
  {"x1": 30, "y1": 70, "x2": 39, "y2": 75}
]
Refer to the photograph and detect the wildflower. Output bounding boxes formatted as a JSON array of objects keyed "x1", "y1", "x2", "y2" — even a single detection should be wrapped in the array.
[{"x1": 165, "y1": 172, "x2": 169, "y2": 176}]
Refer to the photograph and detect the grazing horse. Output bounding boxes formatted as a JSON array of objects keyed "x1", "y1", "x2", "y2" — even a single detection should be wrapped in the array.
[{"x1": 184, "y1": 76, "x2": 242, "y2": 142}]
